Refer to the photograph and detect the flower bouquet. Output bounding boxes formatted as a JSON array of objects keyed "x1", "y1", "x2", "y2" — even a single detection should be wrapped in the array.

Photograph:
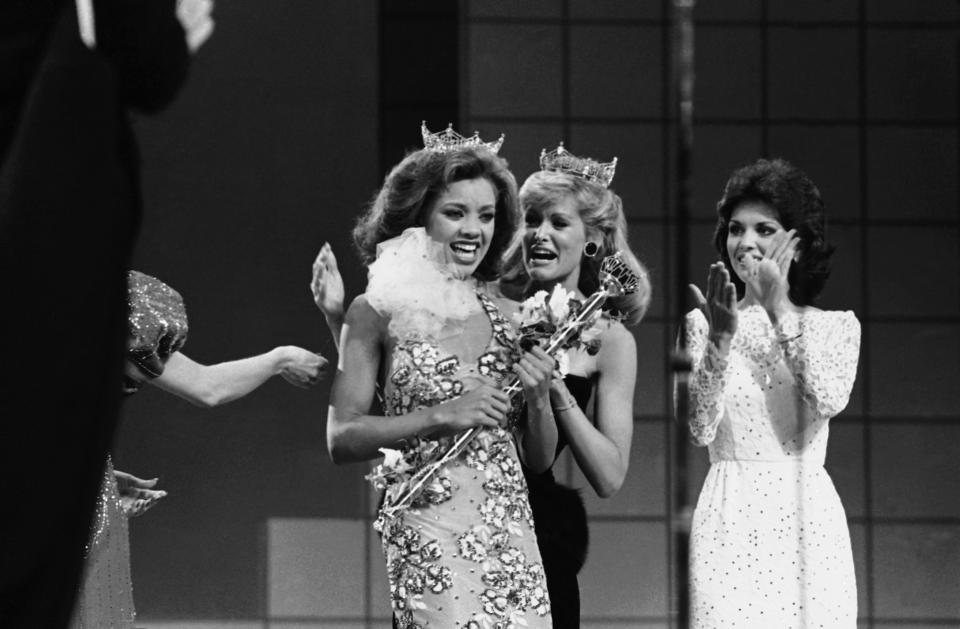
[{"x1": 375, "y1": 252, "x2": 642, "y2": 519}]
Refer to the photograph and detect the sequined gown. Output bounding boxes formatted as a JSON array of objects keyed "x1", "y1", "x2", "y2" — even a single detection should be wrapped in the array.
[
  {"x1": 684, "y1": 305, "x2": 860, "y2": 628},
  {"x1": 378, "y1": 289, "x2": 552, "y2": 629},
  {"x1": 70, "y1": 458, "x2": 135, "y2": 629},
  {"x1": 70, "y1": 271, "x2": 188, "y2": 629}
]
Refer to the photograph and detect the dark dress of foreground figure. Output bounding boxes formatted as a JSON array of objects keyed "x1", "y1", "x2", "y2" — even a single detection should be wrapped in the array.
[
  {"x1": 524, "y1": 374, "x2": 592, "y2": 629},
  {"x1": 0, "y1": 3, "x2": 189, "y2": 626}
]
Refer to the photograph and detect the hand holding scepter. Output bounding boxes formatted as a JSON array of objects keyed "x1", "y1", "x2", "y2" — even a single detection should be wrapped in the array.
[{"x1": 379, "y1": 252, "x2": 642, "y2": 519}]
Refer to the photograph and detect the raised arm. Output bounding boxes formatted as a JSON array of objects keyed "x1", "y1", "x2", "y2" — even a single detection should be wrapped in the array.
[
  {"x1": 682, "y1": 262, "x2": 738, "y2": 446},
  {"x1": 311, "y1": 242, "x2": 346, "y2": 349},
  {"x1": 149, "y1": 345, "x2": 327, "y2": 407},
  {"x1": 553, "y1": 322, "x2": 635, "y2": 497},
  {"x1": 327, "y1": 295, "x2": 510, "y2": 464},
  {"x1": 681, "y1": 309, "x2": 731, "y2": 446}
]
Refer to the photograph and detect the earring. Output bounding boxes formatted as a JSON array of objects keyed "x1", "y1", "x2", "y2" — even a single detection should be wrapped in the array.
[{"x1": 584, "y1": 242, "x2": 600, "y2": 258}]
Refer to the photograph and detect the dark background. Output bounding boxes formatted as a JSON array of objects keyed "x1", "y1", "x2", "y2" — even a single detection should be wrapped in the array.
[{"x1": 114, "y1": 1, "x2": 959, "y2": 627}]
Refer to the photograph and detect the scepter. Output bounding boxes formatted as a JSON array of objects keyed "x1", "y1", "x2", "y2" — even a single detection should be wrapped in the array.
[{"x1": 380, "y1": 252, "x2": 643, "y2": 519}]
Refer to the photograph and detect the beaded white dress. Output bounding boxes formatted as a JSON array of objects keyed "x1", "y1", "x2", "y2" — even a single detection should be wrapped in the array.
[{"x1": 683, "y1": 305, "x2": 860, "y2": 629}]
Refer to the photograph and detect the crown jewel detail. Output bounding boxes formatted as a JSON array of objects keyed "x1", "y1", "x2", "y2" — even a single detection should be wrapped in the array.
[
  {"x1": 539, "y1": 143, "x2": 617, "y2": 188},
  {"x1": 421, "y1": 121, "x2": 505, "y2": 155}
]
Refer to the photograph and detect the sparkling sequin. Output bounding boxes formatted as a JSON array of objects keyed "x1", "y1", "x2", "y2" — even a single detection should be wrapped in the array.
[
  {"x1": 683, "y1": 306, "x2": 861, "y2": 628},
  {"x1": 124, "y1": 271, "x2": 188, "y2": 393},
  {"x1": 69, "y1": 457, "x2": 135, "y2": 629},
  {"x1": 380, "y1": 289, "x2": 551, "y2": 627}
]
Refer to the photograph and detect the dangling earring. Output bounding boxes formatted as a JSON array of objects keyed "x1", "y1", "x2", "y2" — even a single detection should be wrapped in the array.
[{"x1": 583, "y1": 242, "x2": 600, "y2": 258}]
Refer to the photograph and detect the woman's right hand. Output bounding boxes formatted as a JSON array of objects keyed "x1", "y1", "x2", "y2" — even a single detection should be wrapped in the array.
[
  {"x1": 689, "y1": 261, "x2": 738, "y2": 351},
  {"x1": 423, "y1": 384, "x2": 510, "y2": 438},
  {"x1": 276, "y1": 346, "x2": 329, "y2": 387}
]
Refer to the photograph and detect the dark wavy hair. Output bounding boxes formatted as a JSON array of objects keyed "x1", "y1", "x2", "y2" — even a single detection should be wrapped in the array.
[
  {"x1": 713, "y1": 157, "x2": 834, "y2": 306},
  {"x1": 353, "y1": 147, "x2": 519, "y2": 282},
  {"x1": 501, "y1": 170, "x2": 652, "y2": 326}
]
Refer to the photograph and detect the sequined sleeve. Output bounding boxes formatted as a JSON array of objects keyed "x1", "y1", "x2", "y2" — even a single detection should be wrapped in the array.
[
  {"x1": 775, "y1": 310, "x2": 860, "y2": 420},
  {"x1": 125, "y1": 270, "x2": 189, "y2": 392},
  {"x1": 682, "y1": 309, "x2": 729, "y2": 446}
]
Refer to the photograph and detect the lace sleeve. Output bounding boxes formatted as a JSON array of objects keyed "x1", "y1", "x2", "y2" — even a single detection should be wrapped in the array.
[
  {"x1": 681, "y1": 309, "x2": 729, "y2": 446},
  {"x1": 775, "y1": 310, "x2": 861, "y2": 420}
]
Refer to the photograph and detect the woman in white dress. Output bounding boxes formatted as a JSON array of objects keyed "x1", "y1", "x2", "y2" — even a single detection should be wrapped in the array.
[{"x1": 682, "y1": 158, "x2": 860, "y2": 628}]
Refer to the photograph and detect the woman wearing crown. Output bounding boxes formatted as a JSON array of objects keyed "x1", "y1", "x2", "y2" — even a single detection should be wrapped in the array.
[
  {"x1": 326, "y1": 123, "x2": 554, "y2": 628},
  {"x1": 497, "y1": 145, "x2": 651, "y2": 627},
  {"x1": 318, "y1": 138, "x2": 650, "y2": 628}
]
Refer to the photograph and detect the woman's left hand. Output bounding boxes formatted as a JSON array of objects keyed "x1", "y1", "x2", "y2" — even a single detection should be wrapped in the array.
[
  {"x1": 513, "y1": 345, "x2": 557, "y2": 412},
  {"x1": 114, "y1": 470, "x2": 167, "y2": 518},
  {"x1": 311, "y1": 242, "x2": 345, "y2": 323},
  {"x1": 277, "y1": 346, "x2": 329, "y2": 387},
  {"x1": 744, "y1": 228, "x2": 799, "y2": 319}
]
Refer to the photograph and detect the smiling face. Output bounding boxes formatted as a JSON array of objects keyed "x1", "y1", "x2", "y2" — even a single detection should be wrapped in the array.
[
  {"x1": 422, "y1": 177, "x2": 498, "y2": 278},
  {"x1": 726, "y1": 200, "x2": 786, "y2": 284},
  {"x1": 521, "y1": 195, "x2": 590, "y2": 292}
]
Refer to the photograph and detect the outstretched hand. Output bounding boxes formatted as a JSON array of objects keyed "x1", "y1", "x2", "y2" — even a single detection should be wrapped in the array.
[
  {"x1": 114, "y1": 470, "x2": 167, "y2": 518},
  {"x1": 690, "y1": 262, "x2": 738, "y2": 347},
  {"x1": 277, "y1": 346, "x2": 329, "y2": 388},
  {"x1": 311, "y1": 242, "x2": 345, "y2": 322}
]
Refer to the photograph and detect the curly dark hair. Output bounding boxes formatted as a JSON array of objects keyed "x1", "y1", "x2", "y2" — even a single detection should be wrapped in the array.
[
  {"x1": 712, "y1": 158, "x2": 835, "y2": 306},
  {"x1": 353, "y1": 147, "x2": 519, "y2": 282}
]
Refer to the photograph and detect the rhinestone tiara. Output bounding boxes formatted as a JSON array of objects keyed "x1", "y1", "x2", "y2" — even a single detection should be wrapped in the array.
[
  {"x1": 539, "y1": 143, "x2": 617, "y2": 188},
  {"x1": 421, "y1": 121, "x2": 505, "y2": 155}
]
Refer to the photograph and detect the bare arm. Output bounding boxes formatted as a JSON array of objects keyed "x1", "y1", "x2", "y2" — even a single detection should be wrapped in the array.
[
  {"x1": 555, "y1": 323, "x2": 636, "y2": 497},
  {"x1": 150, "y1": 346, "x2": 327, "y2": 407},
  {"x1": 327, "y1": 295, "x2": 509, "y2": 464}
]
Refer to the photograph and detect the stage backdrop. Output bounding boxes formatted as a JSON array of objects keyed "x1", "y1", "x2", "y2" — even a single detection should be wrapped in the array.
[{"x1": 116, "y1": 1, "x2": 959, "y2": 628}]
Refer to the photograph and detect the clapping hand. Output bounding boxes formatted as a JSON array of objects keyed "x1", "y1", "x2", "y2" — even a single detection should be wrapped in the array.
[
  {"x1": 741, "y1": 229, "x2": 799, "y2": 319},
  {"x1": 114, "y1": 470, "x2": 167, "y2": 518},
  {"x1": 311, "y1": 242, "x2": 345, "y2": 323},
  {"x1": 690, "y1": 262, "x2": 738, "y2": 349}
]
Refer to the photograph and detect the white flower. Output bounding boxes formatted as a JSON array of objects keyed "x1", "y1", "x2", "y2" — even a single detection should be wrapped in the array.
[
  {"x1": 554, "y1": 349, "x2": 570, "y2": 376},
  {"x1": 514, "y1": 290, "x2": 550, "y2": 328},
  {"x1": 378, "y1": 448, "x2": 412, "y2": 475},
  {"x1": 547, "y1": 284, "x2": 572, "y2": 324},
  {"x1": 380, "y1": 448, "x2": 403, "y2": 468}
]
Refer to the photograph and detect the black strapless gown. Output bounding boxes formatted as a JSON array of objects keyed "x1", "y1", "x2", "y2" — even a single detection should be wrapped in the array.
[{"x1": 523, "y1": 374, "x2": 594, "y2": 629}]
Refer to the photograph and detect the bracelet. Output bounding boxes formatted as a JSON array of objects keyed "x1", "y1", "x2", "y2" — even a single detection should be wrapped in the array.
[
  {"x1": 777, "y1": 332, "x2": 803, "y2": 345},
  {"x1": 553, "y1": 397, "x2": 579, "y2": 413}
]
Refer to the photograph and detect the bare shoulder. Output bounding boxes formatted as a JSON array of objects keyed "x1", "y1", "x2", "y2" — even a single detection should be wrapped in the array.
[
  {"x1": 601, "y1": 317, "x2": 634, "y2": 344},
  {"x1": 344, "y1": 293, "x2": 387, "y2": 333},
  {"x1": 597, "y1": 318, "x2": 636, "y2": 364}
]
